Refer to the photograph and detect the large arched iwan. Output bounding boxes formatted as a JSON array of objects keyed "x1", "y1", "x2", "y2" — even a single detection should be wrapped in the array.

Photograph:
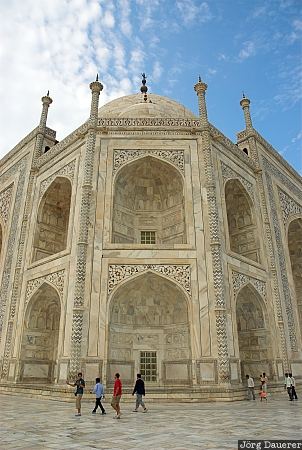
[
  {"x1": 112, "y1": 156, "x2": 186, "y2": 244},
  {"x1": 107, "y1": 271, "x2": 191, "y2": 386}
]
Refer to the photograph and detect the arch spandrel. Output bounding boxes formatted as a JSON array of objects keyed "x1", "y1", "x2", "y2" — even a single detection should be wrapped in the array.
[
  {"x1": 25, "y1": 271, "x2": 65, "y2": 307},
  {"x1": 108, "y1": 264, "x2": 192, "y2": 298},
  {"x1": 112, "y1": 150, "x2": 185, "y2": 177}
]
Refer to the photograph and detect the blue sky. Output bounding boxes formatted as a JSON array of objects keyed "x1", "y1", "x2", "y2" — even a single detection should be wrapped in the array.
[{"x1": 0, "y1": 0, "x2": 301, "y2": 173}]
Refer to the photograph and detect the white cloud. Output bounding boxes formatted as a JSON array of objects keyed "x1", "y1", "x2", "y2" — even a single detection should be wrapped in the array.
[
  {"x1": 293, "y1": 19, "x2": 302, "y2": 31},
  {"x1": 291, "y1": 131, "x2": 302, "y2": 143},
  {"x1": 176, "y1": 0, "x2": 212, "y2": 25},
  {"x1": 152, "y1": 61, "x2": 163, "y2": 83},
  {"x1": 103, "y1": 9, "x2": 115, "y2": 28},
  {"x1": 252, "y1": 6, "x2": 267, "y2": 18},
  {"x1": 0, "y1": 0, "x2": 161, "y2": 157},
  {"x1": 274, "y1": 61, "x2": 302, "y2": 109},
  {"x1": 238, "y1": 41, "x2": 256, "y2": 61},
  {"x1": 119, "y1": 0, "x2": 132, "y2": 37},
  {"x1": 208, "y1": 68, "x2": 217, "y2": 76}
]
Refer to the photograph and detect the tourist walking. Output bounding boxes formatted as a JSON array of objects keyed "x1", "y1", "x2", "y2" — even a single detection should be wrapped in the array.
[
  {"x1": 91, "y1": 377, "x2": 106, "y2": 414},
  {"x1": 67, "y1": 372, "x2": 85, "y2": 416},
  {"x1": 289, "y1": 373, "x2": 298, "y2": 400},
  {"x1": 284, "y1": 373, "x2": 293, "y2": 401},
  {"x1": 111, "y1": 373, "x2": 122, "y2": 419},
  {"x1": 132, "y1": 374, "x2": 148, "y2": 412},
  {"x1": 246, "y1": 375, "x2": 256, "y2": 400}
]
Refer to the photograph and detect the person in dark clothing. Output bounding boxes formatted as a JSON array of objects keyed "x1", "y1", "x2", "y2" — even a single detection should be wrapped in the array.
[
  {"x1": 132, "y1": 373, "x2": 147, "y2": 412},
  {"x1": 67, "y1": 372, "x2": 85, "y2": 416},
  {"x1": 289, "y1": 373, "x2": 298, "y2": 400}
]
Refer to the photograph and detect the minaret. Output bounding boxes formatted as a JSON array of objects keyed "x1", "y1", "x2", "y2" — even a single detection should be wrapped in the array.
[
  {"x1": 194, "y1": 76, "x2": 208, "y2": 126},
  {"x1": 194, "y1": 75, "x2": 231, "y2": 384},
  {"x1": 34, "y1": 91, "x2": 53, "y2": 161},
  {"x1": 70, "y1": 74, "x2": 103, "y2": 377},
  {"x1": 89, "y1": 74, "x2": 103, "y2": 122},
  {"x1": 240, "y1": 93, "x2": 253, "y2": 131}
]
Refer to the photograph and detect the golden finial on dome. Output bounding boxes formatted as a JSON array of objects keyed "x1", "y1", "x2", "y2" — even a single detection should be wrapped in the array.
[{"x1": 140, "y1": 73, "x2": 148, "y2": 102}]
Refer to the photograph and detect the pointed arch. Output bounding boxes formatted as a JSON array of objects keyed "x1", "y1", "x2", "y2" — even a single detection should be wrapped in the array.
[
  {"x1": 108, "y1": 267, "x2": 191, "y2": 303},
  {"x1": 112, "y1": 156, "x2": 186, "y2": 244},
  {"x1": 287, "y1": 217, "x2": 302, "y2": 334},
  {"x1": 225, "y1": 178, "x2": 261, "y2": 263},
  {"x1": 107, "y1": 272, "x2": 191, "y2": 385},
  {"x1": 21, "y1": 283, "x2": 61, "y2": 383},
  {"x1": 236, "y1": 283, "x2": 272, "y2": 379},
  {"x1": 32, "y1": 177, "x2": 72, "y2": 262}
]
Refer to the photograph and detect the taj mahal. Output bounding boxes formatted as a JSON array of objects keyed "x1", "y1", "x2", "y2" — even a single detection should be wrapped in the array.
[{"x1": 0, "y1": 74, "x2": 301, "y2": 400}]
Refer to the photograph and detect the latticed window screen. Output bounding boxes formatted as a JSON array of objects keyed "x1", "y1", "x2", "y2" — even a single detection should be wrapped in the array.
[
  {"x1": 140, "y1": 231, "x2": 156, "y2": 244},
  {"x1": 140, "y1": 351, "x2": 157, "y2": 382}
]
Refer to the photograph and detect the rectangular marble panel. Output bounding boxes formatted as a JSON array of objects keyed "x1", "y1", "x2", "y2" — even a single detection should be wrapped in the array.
[
  {"x1": 59, "y1": 363, "x2": 68, "y2": 381},
  {"x1": 109, "y1": 363, "x2": 133, "y2": 381},
  {"x1": 277, "y1": 362, "x2": 283, "y2": 379},
  {"x1": 23, "y1": 363, "x2": 49, "y2": 378},
  {"x1": 199, "y1": 362, "x2": 215, "y2": 381},
  {"x1": 291, "y1": 362, "x2": 302, "y2": 376},
  {"x1": 85, "y1": 363, "x2": 100, "y2": 381},
  {"x1": 230, "y1": 362, "x2": 238, "y2": 380},
  {"x1": 8, "y1": 362, "x2": 15, "y2": 378},
  {"x1": 165, "y1": 363, "x2": 188, "y2": 380}
]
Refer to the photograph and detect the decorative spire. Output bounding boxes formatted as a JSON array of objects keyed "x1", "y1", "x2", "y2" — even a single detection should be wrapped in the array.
[
  {"x1": 240, "y1": 93, "x2": 253, "y2": 130},
  {"x1": 194, "y1": 75, "x2": 208, "y2": 125},
  {"x1": 140, "y1": 73, "x2": 148, "y2": 102},
  {"x1": 89, "y1": 74, "x2": 103, "y2": 121}
]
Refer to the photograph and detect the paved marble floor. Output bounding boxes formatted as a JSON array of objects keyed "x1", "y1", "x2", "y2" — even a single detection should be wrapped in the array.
[{"x1": 0, "y1": 394, "x2": 301, "y2": 450}]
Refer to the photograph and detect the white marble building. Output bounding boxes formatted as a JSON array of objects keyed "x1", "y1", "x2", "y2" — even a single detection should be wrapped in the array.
[{"x1": 0, "y1": 75, "x2": 301, "y2": 399}]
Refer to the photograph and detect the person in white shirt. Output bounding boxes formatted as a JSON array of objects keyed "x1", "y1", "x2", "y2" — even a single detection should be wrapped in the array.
[
  {"x1": 284, "y1": 373, "x2": 293, "y2": 401},
  {"x1": 246, "y1": 374, "x2": 256, "y2": 400},
  {"x1": 289, "y1": 373, "x2": 298, "y2": 400}
]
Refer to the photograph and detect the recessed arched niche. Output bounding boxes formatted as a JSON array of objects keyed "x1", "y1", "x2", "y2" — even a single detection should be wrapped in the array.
[
  {"x1": 32, "y1": 177, "x2": 72, "y2": 262},
  {"x1": 20, "y1": 283, "x2": 61, "y2": 383},
  {"x1": 112, "y1": 156, "x2": 186, "y2": 245},
  {"x1": 225, "y1": 179, "x2": 260, "y2": 263},
  {"x1": 288, "y1": 218, "x2": 302, "y2": 334},
  {"x1": 236, "y1": 285, "x2": 272, "y2": 379}
]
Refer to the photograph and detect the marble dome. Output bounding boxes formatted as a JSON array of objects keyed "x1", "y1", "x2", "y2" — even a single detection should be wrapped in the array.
[{"x1": 98, "y1": 93, "x2": 197, "y2": 118}]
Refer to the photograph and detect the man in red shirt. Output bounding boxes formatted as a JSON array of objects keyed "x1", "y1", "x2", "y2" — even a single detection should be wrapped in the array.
[{"x1": 111, "y1": 373, "x2": 122, "y2": 419}]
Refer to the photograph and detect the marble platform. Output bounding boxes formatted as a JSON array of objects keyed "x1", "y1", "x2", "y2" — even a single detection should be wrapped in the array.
[{"x1": 0, "y1": 393, "x2": 301, "y2": 449}]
